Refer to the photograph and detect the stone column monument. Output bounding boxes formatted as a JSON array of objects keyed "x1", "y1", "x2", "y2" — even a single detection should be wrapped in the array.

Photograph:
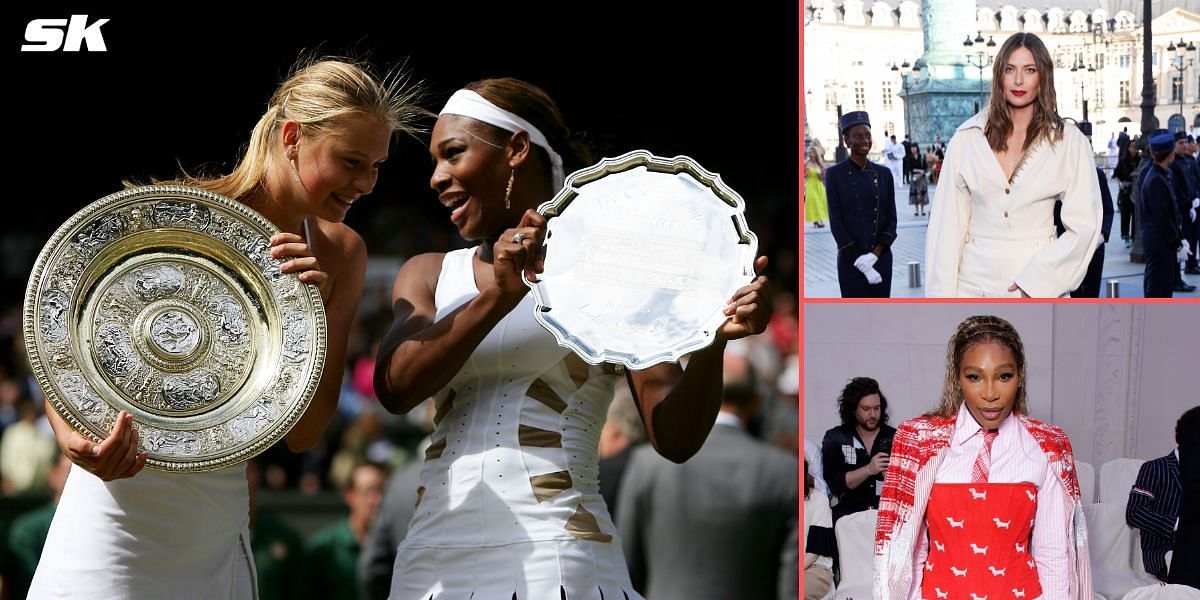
[{"x1": 899, "y1": 0, "x2": 988, "y2": 149}]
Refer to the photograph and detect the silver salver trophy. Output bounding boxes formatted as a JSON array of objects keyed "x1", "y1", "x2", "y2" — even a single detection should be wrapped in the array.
[
  {"x1": 528, "y1": 150, "x2": 758, "y2": 369},
  {"x1": 23, "y1": 186, "x2": 327, "y2": 472}
]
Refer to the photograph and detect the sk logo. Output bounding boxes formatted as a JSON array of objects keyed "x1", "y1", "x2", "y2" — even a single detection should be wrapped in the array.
[{"x1": 21, "y1": 15, "x2": 109, "y2": 52}]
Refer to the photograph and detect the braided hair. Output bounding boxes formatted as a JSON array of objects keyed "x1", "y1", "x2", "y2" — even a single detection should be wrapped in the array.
[{"x1": 928, "y1": 315, "x2": 1028, "y2": 418}]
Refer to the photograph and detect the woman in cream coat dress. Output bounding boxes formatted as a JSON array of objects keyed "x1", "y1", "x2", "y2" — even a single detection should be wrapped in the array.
[{"x1": 925, "y1": 32, "x2": 1101, "y2": 298}]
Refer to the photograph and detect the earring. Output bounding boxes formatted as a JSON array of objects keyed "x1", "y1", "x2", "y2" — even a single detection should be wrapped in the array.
[{"x1": 504, "y1": 170, "x2": 515, "y2": 210}]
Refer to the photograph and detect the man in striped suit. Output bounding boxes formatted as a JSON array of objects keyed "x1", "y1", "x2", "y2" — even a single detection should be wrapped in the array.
[{"x1": 1126, "y1": 410, "x2": 1192, "y2": 581}]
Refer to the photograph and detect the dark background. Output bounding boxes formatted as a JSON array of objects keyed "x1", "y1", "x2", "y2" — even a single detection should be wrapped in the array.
[{"x1": 4, "y1": 5, "x2": 799, "y2": 301}]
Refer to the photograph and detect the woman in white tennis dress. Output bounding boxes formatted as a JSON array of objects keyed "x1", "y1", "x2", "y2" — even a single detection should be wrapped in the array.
[
  {"x1": 28, "y1": 58, "x2": 422, "y2": 599},
  {"x1": 373, "y1": 79, "x2": 773, "y2": 599}
]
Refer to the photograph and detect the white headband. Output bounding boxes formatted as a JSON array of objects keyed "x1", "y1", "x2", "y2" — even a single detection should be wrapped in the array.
[{"x1": 439, "y1": 89, "x2": 565, "y2": 191}]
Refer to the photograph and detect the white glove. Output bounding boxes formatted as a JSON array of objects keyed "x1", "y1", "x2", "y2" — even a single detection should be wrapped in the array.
[
  {"x1": 1178, "y1": 240, "x2": 1193, "y2": 263},
  {"x1": 854, "y1": 253, "x2": 878, "y2": 271},
  {"x1": 1192, "y1": 197, "x2": 1199, "y2": 209},
  {"x1": 864, "y1": 267, "x2": 883, "y2": 285}
]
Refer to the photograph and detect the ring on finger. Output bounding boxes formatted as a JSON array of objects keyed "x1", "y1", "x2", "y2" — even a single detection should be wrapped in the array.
[{"x1": 513, "y1": 232, "x2": 527, "y2": 244}]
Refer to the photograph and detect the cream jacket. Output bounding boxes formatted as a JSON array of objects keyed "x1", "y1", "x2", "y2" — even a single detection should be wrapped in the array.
[{"x1": 925, "y1": 110, "x2": 1102, "y2": 297}]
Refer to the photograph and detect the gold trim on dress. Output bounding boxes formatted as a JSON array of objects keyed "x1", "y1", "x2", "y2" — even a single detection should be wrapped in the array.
[
  {"x1": 565, "y1": 504, "x2": 612, "y2": 543},
  {"x1": 424, "y1": 437, "x2": 446, "y2": 460},
  {"x1": 518, "y1": 424, "x2": 562, "y2": 448},
  {"x1": 433, "y1": 389, "x2": 455, "y2": 426},
  {"x1": 529, "y1": 470, "x2": 573, "y2": 502},
  {"x1": 527, "y1": 378, "x2": 567, "y2": 413},
  {"x1": 562, "y1": 354, "x2": 591, "y2": 389}
]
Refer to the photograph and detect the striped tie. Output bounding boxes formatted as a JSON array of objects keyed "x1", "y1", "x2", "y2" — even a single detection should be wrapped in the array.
[{"x1": 971, "y1": 428, "x2": 999, "y2": 483}]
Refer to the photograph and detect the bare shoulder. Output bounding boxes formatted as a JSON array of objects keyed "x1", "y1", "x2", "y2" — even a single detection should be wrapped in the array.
[
  {"x1": 311, "y1": 220, "x2": 366, "y2": 269},
  {"x1": 391, "y1": 251, "x2": 447, "y2": 301}
]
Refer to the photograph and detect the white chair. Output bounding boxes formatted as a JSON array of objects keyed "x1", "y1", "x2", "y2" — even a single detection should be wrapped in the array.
[
  {"x1": 833, "y1": 509, "x2": 877, "y2": 600},
  {"x1": 1086, "y1": 503, "x2": 1157, "y2": 600},
  {"x1": 1121, "y1": 583, "x2": 1200, "y2": 599},
  {"x1": 1079, "y1": 460, "x2": 1096, "y2": 505},
  {"x1": 1100, "y1": 458, "x2": 1146, "y2": 509}
]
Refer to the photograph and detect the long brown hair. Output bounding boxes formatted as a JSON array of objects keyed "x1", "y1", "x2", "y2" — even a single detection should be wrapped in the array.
[
  {"x1": 985, "y1": 32, "x2": 1063, "y2": 152},
  {"x1": 927, "y1": 315, "x2": 1028, "y2": 418}
]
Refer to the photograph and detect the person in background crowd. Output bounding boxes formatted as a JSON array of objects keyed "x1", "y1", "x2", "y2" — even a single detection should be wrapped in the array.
[
  {"x1": 1113, "y1": 137, "x2": 1140, "y2": 248},
  {"x1": 305, "y1": 461, "x2": 389, "y2": 600},
  {"x1": 598, "y1": 384, "x2": 647, "y2": 520},
  {"x1": 821, "y1": 376, "x2": 895, "y2": 522},
  {"x1": 805, "y1": 146, "x2": 829, "y2": 228},
  {"x1": 1127, "y1": 407, "x2": 1197, "y2": 582},
  {"x1": 618, "y1": 353, "x2": 797, "y2": 600},
  {"x1": 1167, "y1": 406, "x2": 1200, "y2": 588},
  {"x1": 804, "y1": 457, "x2": 835, "y2": 600},
  {"x1": 1138, "y1": 132, "x2": 1191, "y2": 297},
  {"x1": 908, "y1": 144, "x2": 929, "y2": 217},
  {"x1": 5, "y1": 452, "x2": 71, "y2": 596}
]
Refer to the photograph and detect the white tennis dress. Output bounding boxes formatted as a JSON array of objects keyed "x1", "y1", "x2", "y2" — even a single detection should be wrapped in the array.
[
  {"x1": 28, "y1": 464, "x2": 256, "y2": 599},
  {"x1": 389, "y1": 247, "x2": 642, "y2": 600}
]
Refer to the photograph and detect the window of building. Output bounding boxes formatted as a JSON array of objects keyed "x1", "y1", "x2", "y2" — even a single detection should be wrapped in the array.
[
  {"x1": 1120, "y1": 80, "x2": 1130, "y2": 106},
  {"x1": 825, "y1": 80, "x2": 837, "y2": 110},
  {"x1": 1119, "y1": 53, "x2": 1130, "y2": 68},
  {"x1": 854, "y1": 81, "x2": 866, "y2": 109},
  {"x1": 882, "y1": 82, "x2": 893, "y2": 110},
  {"x1": 1173, "y1": 76, "x2": 1183, "y2": 103}
]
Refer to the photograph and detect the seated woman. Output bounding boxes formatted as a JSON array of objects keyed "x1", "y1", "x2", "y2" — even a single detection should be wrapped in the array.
[
  {"x1": 804, "y1": 457, "x2": 835, "y2": 600},
  {"x1": 873, "y1": 315, "x2": 1092, "y2": 599}
]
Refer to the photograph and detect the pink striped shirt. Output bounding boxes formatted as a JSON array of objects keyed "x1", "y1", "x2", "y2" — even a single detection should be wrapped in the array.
[{"x1": 906, "y1": 404, "x2": 1070, "y2": 599}]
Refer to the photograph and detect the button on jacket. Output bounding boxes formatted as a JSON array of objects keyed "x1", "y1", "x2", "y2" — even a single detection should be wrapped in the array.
[
  {"x1": 925, "y1": 110, "x2": 1102, "y2": 297},
  {"x1": 826, "y1": 158, "x2": 898, "y2": 256}
]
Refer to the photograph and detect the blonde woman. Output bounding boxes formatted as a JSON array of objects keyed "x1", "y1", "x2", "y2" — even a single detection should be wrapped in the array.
[
  {"x1": 29, "y1": 58, "x2": 423, "y2": 599},
  {"x1": 925, "y1": 33, "x2": 1101, "y2": 297}
]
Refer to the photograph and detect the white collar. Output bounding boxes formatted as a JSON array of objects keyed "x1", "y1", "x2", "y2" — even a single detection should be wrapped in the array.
[{"x1": 714, "y1": 411, "x2": 743, "y2": 430}]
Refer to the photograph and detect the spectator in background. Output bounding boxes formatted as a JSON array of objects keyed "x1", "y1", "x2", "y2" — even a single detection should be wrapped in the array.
[
  {"x1": 1128, "y1": 406, "x2": 1196, "y2": 582},
  {"x1": 767, "y1": 290, "x2": 799, "y2": 357},
  {"x1": 358, "y1": 400, "x2": 434, "y2": 600},
  {"x1": 598, "y1": 382, "x2": 647, "y2": 520},
  {"x1": 1168, "y1": 406, "x2": 1200, "y2": 588},
  {"x1": 6, "y1": 452, "x2": 71, "y2": 596},
  {"x1": 804, "y1": 438, "x2": 830, "y2": 497},
  {"x1": 247, "y1": 459, "x2": 307, "y2": 600},
  {"x1": 821, "y1": 376, "x2": 895, "y2": 522},
  {"x1": 0, "y1": 396, "x2": 57, "y2": 496},
  {"x1": 804, "y1": 457, "x2": 835, "y2": 600},
  {"x1": 306, "y1": 461, "x2": 389, "y2": 600},
  {"x1": 618, "y1": 353, "x2": 798, "y2": 600},
  {"x1": 1114, "y1": 137, "x2": 1140, "y2": 248}
]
